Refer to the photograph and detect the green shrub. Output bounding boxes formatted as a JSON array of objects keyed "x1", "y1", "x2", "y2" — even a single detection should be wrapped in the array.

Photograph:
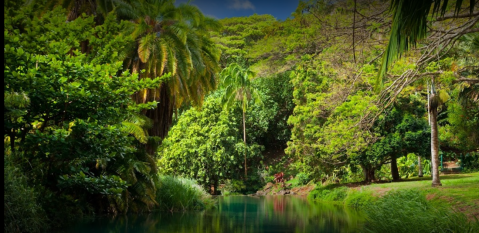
[
  {"x1": 461, "y1": 152, "x2": 479, "y2": 172},
  {"x1": 243, "y1": 170, "x2": 266, "y2": 194},
  {"x1": 364, "y1": 189, "x2": 479, "y2": 233},
  {"x1": 222, "y1": 179, "x2": 246, "y2": 195},
  {"x1": 344, "y1": 190, "x2": 376, "y2": 209},
  {"x1": 155, "y1": 176, "x2": 215, "y2": 211},
  {"x1": 296, "y1": 172, "x2": 310, "y2": 185},
  {"x1": 4, "y1": 158, "x2": 49, "y2": 233},
  {"x1": 286, "y1": 177, "x2": 300, "y2": 187}
]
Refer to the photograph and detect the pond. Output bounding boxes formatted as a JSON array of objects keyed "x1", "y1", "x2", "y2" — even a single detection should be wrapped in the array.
[{"x1": 65, "y1": 195, "x2": 365, "y2": 233}]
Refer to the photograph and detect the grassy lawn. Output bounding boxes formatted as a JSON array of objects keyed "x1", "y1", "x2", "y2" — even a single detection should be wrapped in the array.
[
  {"x1": 307, "y1": 172, "x2": 479, "y2": 232},
  {"x1": 358, "y1": 172, "x2": 479, "y2": 220}
]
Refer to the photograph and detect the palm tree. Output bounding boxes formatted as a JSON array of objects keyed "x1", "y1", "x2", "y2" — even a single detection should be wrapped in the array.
[
  {"x1": 428, "y1": 79, "x2": 442, "y2": 186},
  {"x1": 379, "y1": 0, "x2": 477, "y2": 187},
  {"x1": 27, "y1": 0, "x2": 222, "y2": 146},
  {"x1": 121, "y1": 0, "x2": 221, "y2": 151},
  {"x1": 221, "y1": 62, "x2": 262, "y2": 179}
]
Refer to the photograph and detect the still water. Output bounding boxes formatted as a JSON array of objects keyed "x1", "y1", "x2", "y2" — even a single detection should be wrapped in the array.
[{"x1": 67, "y1": 196, "x2": 365, "y2": 233}]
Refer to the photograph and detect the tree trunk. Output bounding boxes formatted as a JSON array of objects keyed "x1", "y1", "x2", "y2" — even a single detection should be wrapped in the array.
[
  {"x1": 243, "y1": 110, "x2": 247, "y2": 179},
  {"x1": 80, "y1": 40, "x2": 90, "y2": 54},
  {"x1": 429, "y1": 91, "x2": 442, "y2": 187},
  {"x1": 214, "y1": 177, "x2": 219, "y2": 195},
  {"x1": 361, "y1": 165, "x2": 375, "y2": 183},
  {"x1": 146, "y1": 84, "x2": 172, "y2": 139},
  {"x1": 67, "y1": 0, "x2": 82, "y2": 21},
  {"x1": 418, "y1": 156, "x2": 423, "y2": 177},
  {"x1": 145, "y1": 84, "x2": 173, "y2": 154},
  {"x1": 9, "y1": 131, "x2": 15, "y2": 153},
  {"x1": 131, "y1": 59, "x2": 174, "y2": 155},
  {"x1": 67, "y1": 0, "x2": 97, "y2": 22},
  {"x1": 391, "y1": 155, "x2": 400, "y2": 181}
]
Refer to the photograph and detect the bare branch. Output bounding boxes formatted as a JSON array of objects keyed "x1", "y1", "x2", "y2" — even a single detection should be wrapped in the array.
[
  {"x1": 435, "y1": 11, "x2": 479, "y2": 21},
  {"x1": 453, "y1": 78, "x2": 479, "y2": 84}
]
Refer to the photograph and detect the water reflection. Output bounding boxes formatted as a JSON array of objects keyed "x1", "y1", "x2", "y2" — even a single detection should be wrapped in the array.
[{"x1": 66, "y1": 196, "x2": 364, "y2": 233}]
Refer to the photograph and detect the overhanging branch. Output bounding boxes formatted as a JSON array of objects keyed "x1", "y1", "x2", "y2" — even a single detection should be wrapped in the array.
[{"x1": 435, "y1": 12, "x2": 479, "y2": 21}]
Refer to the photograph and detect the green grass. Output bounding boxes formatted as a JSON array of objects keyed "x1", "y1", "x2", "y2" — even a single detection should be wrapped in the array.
[
  {"x1": 363, "y1": 173, "x2": 479, "y2": 218},
  {"x1": 308, "y1": 172, "x2": 479, "y2": 230},
  {"x1": 364, "y1": 189, "x2": 479, "y2": 233},
  {"x1": 344, "y1": 190, "x2": 377, "y2": 209},
  {"x1": 308, "y1": 184, "x2": 348, "y2": 202}
]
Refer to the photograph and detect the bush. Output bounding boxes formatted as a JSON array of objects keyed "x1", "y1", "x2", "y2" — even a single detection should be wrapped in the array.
[
  {"x1": 222, "y1": 179, "x2": 246, "y2": 195},
  {"x1": 461, "y1": 152, "x2": 479, "y2": 172},
  {"x1": 244, "y1": 169, "x2": 267, "y2": 194},
  {"x1": 155, "y1": 176, "x2": 215, "y2": 211},
  {"x1": 364, "y1": 189, "x2": 479, "y2": 233},
  {"x1": 296, "y1": 172, "x2": 310, "y2": 185},
  {"x1": 4, "y1": 158, "x2": 49, "y2": 233},
  {"x1": 286, "y1": 177, "x2": 300, "y2": 187}
]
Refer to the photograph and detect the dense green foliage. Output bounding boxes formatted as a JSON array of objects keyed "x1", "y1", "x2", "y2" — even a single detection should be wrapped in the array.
[
  {"x1": 4, "y1": 2, "x2": 217, "y2": 230},
  {"x1": 351, "y1": 95, "x2": 431, "y2": 181},
  {"x1": 4, "y1": 5, "x2": 169, "y2": 220},
  {"x1": 4, "y1": 0, "x2": 478, "y2": 231},
  {"x1": 210, "y1": 14, "x2": 276, "y2": 66},
  {"x1": 158, "y1": 90, "x2": 276, "y2": 193},
  {"x1": 158, "y1": 93, "x2": 261, "y2": 191}
]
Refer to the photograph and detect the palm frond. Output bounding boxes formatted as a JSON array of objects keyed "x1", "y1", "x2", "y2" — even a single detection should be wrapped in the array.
[{"x1": 378, "y1": 0, "x2": 474, "y2": 89}]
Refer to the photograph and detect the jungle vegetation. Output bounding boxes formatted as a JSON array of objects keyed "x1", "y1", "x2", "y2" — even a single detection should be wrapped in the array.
[{"x1": 4, "y1": 0, "x2": 478, "y2": 232}]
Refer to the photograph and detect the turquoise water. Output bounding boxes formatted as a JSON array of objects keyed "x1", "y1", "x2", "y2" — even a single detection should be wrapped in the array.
[{"x1": 66, "y1": 195, "x2": 364, "y2": 233}]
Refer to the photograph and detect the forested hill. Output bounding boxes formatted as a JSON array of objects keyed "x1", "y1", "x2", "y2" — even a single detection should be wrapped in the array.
[{"x1": 211, "y1": 1, "x2": 390, "y2": 77}]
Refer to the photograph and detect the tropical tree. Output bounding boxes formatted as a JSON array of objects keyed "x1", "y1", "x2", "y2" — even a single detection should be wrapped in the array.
[
  {"x1": 221, "y1": 62, "x2": 263, "y2": 178},
  {"x1": 378, "y1": 0, "x2": 478, "y2": 187},
  {"x1": 120, "y1": 0, "x2": 221, "y2": 151},
  {"x1": 157, "y1": 93, "x2": 265, "y2": 193},
  {"x1": 4, "y1": 6, "x2": 166, "y2": 220},
  {"x1": 357, "y1": 95, "x2": 430, "y2": 182}
]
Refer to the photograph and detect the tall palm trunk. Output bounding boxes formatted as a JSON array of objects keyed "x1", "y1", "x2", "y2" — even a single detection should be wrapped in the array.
[
  {"x1": 243, "y1": 110, "x2": 247, "y2": 179},
  {"x1": 131, "y1": 59, "x2": 173, "y2": 154},
  {"x1": 429, "y1": 80, "x2": 442, "y2": 187},
  {"x1": 144, "y1": 84, "x2": 173, "y2": 154},
  {"x1": 145, "y1": 84, "x2": 173, "y2": 139}
]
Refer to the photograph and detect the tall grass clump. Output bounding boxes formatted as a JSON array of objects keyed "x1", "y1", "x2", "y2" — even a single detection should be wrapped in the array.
[
  {"x1": 364, "y1": 189, "x2": 479, "y2": 233},
  {"x1": 4, "y1": 157, "x2": 49, "y2": 233},
  {"x1": 155, "y1": 176, "x2": 215, "y2": 212}
]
